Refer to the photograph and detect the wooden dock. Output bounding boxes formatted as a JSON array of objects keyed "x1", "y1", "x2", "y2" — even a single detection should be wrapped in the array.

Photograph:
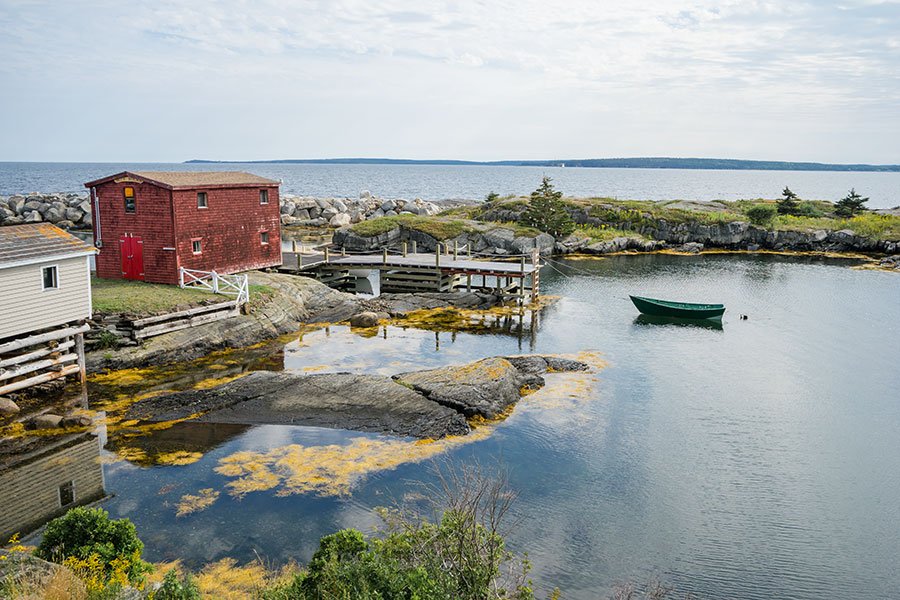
[{"x1": 280, "y1": 246, "x2": 541, "y2": 300}]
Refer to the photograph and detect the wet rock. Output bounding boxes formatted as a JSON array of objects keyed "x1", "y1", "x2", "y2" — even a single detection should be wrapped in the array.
[
  {"x1": 0, "y1": 397, "x2": 20, "y2": 415},
  {"x1": 26, "y1": 413, "x2": 63, "y2": 430},
  {"x1": 128, "y1": 371, "x2": 470, "y2": 439},
  {"x1": 349, "y1": 311, "x2": 380, "y2": 327},
  {"x1": 503, "y1": 355, "x2": 589, "y2": 375},
  {"x1": 395, "y1": 357, "x2": 542, "y2": 419},
  {"x1": 61, "y1": 414, "x2": 93, "y2": 428}
]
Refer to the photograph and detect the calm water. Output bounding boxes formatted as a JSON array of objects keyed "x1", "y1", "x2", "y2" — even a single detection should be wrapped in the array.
[
  {"x1": 1, "y1": 162, "x2": 899, "y2": 208},
  {"x1": 17, "y1": 254, "x2": 900, "y2": 599}
]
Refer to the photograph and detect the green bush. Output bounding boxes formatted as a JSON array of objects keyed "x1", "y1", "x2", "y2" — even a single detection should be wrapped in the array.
[
  {"x1": 777, "y1": 187, "x2": 800, "y2": 215},
  {"x1": 154, "y1": 569, "x2": 201, "y2": 600},
  {"x1": 796, "y1": 201, "x2": 823, "y2": 217},
  {"x1": 835, "y1": 188, "x2": 869, "y2": 217},
  {"x1": 485, "y1": 191, "x2": 500, "y2": 203},
  {"x1": 35, "y1": 507, "x2": 151, "y2": 586},
  {"x1": 745, "y1": 204, "x2": 778, "y2": 227}
]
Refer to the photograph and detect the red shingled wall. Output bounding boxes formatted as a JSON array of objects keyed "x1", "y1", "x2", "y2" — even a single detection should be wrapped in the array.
[
  {"x1": 172, "y1": 186, "x2": 282, "y2": 275},
  {"x1": 91, "y1": 181, "x2": 177, "y2": 284},
  {"x1": 91, "y1": 181, "x2": 282, "y2": 285}
]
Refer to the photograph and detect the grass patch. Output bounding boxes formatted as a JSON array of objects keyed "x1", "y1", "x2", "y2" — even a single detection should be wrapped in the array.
[
  {"x1": 483, "y1": 222, "x2": 543, "y2": 238},
  {"x1": 91, "y1": 276, "x2": 220, "y2": 315},
  {"x1": 350, "y1": 215, "x2": 473, "y2": 240},
  {"x1": 775, "y1": 212, "x2": 900, "y2": 240},
  {"x1": 575, "y1": 224, "x2": 646, "y2": 242}
]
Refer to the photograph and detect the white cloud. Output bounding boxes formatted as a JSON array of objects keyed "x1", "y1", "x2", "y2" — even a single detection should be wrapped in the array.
[{"x1": 0, "y1": 0, "x2": 898, "y2": 161}]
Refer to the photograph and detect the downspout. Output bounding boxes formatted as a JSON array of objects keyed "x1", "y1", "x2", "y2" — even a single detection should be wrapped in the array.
[
  {"x1": 91, "y1": 186, "x2": 102, "y2": 247},
  {"x1": 170, "y1": 188, "x2": 180, "y2": 284}
]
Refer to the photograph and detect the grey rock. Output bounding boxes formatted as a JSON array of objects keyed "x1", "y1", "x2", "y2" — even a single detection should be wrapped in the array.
[
  {"x1": 65, "y1": 207, "x2": 83, "y2": 222},
  {"x1": 0, "y1": 397, "x2": 20, "y2": 415},
  {"x1": 349, "y1": 311, "x2": 380, "y2": 327},
  {"x1": 61, "y1": 414, "x2": 93, "y2": 428},
  {"x1": 26, "y1": 413, "x2": 63, "y2": 430},
  {"x1": 384, "y1": 210, "x2": 398, "y2": 217},
  {"x1": 381, "y1": 200, "x2": 395, "y2": 212},
  {"x1": 321, "y1": 207, "x2": 338, "y2": 220},
  {"x1": 281, "y1": 200, "x2": 296, "y2": 215},
  {"x1": 24, "y1": 210, "x2": 42, "y2": 223},
  {"x1": 360, "y1": 190, "x2": 372, "y2": 199},
  {"x1": 333, "y1": 199, "x2": 348, "y2": 213},
  {"x1": 395, "y1": 357, "x2": 539, "y2": 419},
  {"x1": 329, "y1": 213, "x2": 351, "y2": 228},
  {"x1": 294, "y1": 208, "x2": 310, "y2": 220}
]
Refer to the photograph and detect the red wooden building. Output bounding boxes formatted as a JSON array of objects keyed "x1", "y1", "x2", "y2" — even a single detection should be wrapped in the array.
[{"x1": 84, "y1": 171, "x2": 282, "y2": 284}]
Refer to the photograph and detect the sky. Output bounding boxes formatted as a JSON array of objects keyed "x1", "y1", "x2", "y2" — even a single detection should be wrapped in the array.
[{"x1": 1, "y1": 0, "x2": 899, "y2": 163}]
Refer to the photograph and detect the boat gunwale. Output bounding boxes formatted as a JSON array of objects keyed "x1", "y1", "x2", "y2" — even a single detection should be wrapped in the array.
[{"x1": 629, "y1": 295, "x2": 725, "y2": 311}]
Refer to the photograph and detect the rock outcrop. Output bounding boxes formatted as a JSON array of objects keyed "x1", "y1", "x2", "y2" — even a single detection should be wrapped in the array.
[
  {"x1": 124, "y1": 354, "x2": 590, "y2": 439},
  {"x1": 279, "y1": 192, "x2": 442, "y2": 228}
]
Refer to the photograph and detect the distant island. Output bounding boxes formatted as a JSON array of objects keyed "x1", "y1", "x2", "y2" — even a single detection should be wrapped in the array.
[{"x1": 185, "y1": 157, "x2": 900, "y2": 172}]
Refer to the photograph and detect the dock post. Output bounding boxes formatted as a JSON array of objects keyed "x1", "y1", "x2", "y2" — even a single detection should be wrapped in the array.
[
  {"x1": 324, "y1": 247, "x2": 330, "y2": 263},
  {"x1": 341, "y1": 246, "x2": 346, "y2": 257},
  {"x1": 402, "y1": 242, "x2": 408, "y2": 257},
  {"x1": 412, "y1": 240, "x2": 417, "y2": 254},
  {"x1": 520, "y1": 257, "x2": 526, "y2": 302},
  {"x1": 435, "y1": 248, "x2": 441, "y2": 267},
  {"x1": 453, "y1": 241, "x2": 458, "y2": 260},
  {"x1": 292, "y1": 240, "x2": 298, "y2": 252},
  {"x1": 467, "y1": 274, "x2": 472, "y2": 292},
  {"x1": 531, "y1": 248, "x2": 540, "y2": 303},
  {"x1": 382, "y1": 248, "x2": 387, "y2": 265},
  {"x1": 75, "y1": 331, "x2": 87, "y2": 395}
]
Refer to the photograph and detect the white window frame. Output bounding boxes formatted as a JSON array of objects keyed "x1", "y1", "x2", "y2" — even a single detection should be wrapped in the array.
[
  {"x1": 191, "y1": 238, "x2": 202, "y2": 255},
  {"x1": 42, "y1": 264, "x2": 59, "y2": 291},
  {"x1": 197, "y1": 191, "x2": 208, "y2": 209},
  {"x1": 259, "y1": 189, "x2": 269, "y2": 205},
  {"x1": 260, "y1": 230, "x2": 269, "y2": 245}
]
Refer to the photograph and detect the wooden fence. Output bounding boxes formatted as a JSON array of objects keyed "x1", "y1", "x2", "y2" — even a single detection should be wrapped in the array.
[
  {"x1": 179, "y1": 268, "x2": 250, "y2": 304},
  {"x1": 118, "y1": 300, "x2": 241, "y2": 340},
  {"x1": 0, "y1": 324, "x2": 88, "y2": 395}
]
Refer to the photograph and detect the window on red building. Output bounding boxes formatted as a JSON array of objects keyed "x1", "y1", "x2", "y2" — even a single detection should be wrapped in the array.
[
  {"x1": 192, "y1": 239, "x2": 202, "y2": 254},
  {"x1": 259, "y1": 189, "x2": 269, "y2": 205},
  {"x1": 260, "y1": 231, "x2": 269, "y2": 245},
  {"x1": 124, "y1": 187, "x2": 136, "y2": 213},
  {"x1": 197, "y1": 192, "x2": 208, "y2": 208}
]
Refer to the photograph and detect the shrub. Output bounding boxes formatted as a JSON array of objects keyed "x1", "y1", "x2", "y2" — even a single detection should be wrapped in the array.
[
  {"x1": 485, "y1": 191, "x2": 500, "y2": 203},
  {"x1": 520, "y1": 177, "x2": 575, "y2": 239},
  {"x1": 796, "y1": 201, "x2": 823, "y2": 217},
  {"x1": 35, "y1": 507, "x2": 151, "y2": 587},
  {"x1": 835, "y1": 188, "x2": 869, "y2": 217},
  {"x1": 745, "y1": 204, "x2": 778, "y2": 227},
  {"x1": 154, "y1": 569, "x2": 201, "y2": 600}
]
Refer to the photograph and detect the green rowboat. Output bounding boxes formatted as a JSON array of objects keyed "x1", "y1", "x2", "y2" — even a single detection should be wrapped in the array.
[{"x1": 629, "y1": 295, "x2": 725, "y2": 320}]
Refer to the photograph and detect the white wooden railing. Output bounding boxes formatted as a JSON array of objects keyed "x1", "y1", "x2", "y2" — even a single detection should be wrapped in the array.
[{"x1": 179, "y1": 268, "x2": 250, "y2": 305}]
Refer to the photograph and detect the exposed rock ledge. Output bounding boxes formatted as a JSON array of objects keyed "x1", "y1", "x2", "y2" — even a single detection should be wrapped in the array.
[{"x1": 125, "y1": 355, "x2": 590, "y2": 439}]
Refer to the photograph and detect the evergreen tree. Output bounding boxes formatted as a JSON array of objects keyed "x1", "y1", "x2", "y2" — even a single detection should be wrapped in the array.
[
  {"x1": 520, "y1": 176, "x2": 575, "y2": 239},
  {"x1": 777, "y1": 186, "x2": 800, "y2": 215},
  {"x1": 485, "y1": 191, "x2": 500, "y2": 203},
  {"x1": 834, "y1": 188, "x2": 869, "y2": 217}
]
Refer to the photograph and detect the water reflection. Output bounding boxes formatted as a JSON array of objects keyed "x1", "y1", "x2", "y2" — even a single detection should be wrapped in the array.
[
  {"x1": 633, "y1": 314, "x2": 724, "y2": 331},
  {"x1": 0, "y1": 431, "x2": 105, "y2": 540}
]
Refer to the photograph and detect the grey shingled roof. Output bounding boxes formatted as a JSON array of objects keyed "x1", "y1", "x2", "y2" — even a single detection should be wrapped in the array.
[
  {"x1": 84, "y1": 171, "x2": 279, "y2": 189},
  {"x1": 0, "y1": 224, "x2": 96, "y2": 269}
]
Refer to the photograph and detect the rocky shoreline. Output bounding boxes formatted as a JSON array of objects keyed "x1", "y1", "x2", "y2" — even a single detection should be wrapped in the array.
[{"x1": 125, "y1": 355, "x2": 590, "y2": 439}]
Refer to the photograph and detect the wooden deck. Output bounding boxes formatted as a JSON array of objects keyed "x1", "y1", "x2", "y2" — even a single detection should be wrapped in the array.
[{"x1": 280, "y1": 250, "x2": 541, "y2": 299}]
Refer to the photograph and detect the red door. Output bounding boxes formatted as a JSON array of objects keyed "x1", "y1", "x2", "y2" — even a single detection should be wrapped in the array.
[{"x1": 119, "y1": 234, "x2": 144, "y2": 280}]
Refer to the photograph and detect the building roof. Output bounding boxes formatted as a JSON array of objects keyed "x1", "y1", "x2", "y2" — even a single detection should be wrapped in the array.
[
  {"x1": 0, "y1": 224, "x2": 96, "y2": 270},
  {"x1": 83, "y1": 171, "x2": 280, "y2": 190}
]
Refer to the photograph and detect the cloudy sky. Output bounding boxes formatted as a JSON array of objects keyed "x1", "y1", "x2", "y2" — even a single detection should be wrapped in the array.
[{"x1": 1, "y1": 0, "x2": 898, "y2": 163}]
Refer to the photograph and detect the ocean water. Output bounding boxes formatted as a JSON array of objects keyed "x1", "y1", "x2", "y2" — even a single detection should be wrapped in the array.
[
  {"x1": 1, "y1": 162, "x2": 899, "y2": 208},
  {"x1": 14, "y1": 253, "x2": 899, "y2": 599}
]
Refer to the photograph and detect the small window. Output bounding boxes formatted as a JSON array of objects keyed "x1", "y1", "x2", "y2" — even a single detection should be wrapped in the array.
[
  {"x1": 259, "y1": 189, "x2": 269, "y2": 205},
  {"x1": 59, "y1": 481, "x2": 75, "y2": 507},
  {"x1": 260, "y1": 231, "x2": 269, "y2": 245},
  {"x1": 192, "y1": 239, "x2": 202, "y2": 254},
  {"x1": 124, "y1": 186, "x2": 136, "y2": 213},
  {"x1": 197, "y1": 191, "x2": 208, "y2": 208},
  {"x1": 42, "y1": 265, "x2": 58, "y2": 290}
]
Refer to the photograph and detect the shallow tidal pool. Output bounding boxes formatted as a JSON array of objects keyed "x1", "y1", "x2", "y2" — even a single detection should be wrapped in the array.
[{"x1": 12, "y1": 253, "x2": 900, "y2": 599}]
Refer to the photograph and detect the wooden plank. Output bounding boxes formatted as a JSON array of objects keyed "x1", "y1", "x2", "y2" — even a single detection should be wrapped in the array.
[
  {"x1": 0, "y1": 364, "x2": 81, "y2": 395},
  {"x1": 133, "y1": 306, "x2": 239, "y2": 340},
  {"x1": 0, "y1": 352, "x2": 79, "y2": 381},
  {"x1": 130, "y1": 300, "x2": 238, "y2": 327},
  {"x1": 0, "y1": 340, "x2": 75, "y2": 369},
  {"x1": 0, "y1": 324, "x2": 90, "y2": 355}
]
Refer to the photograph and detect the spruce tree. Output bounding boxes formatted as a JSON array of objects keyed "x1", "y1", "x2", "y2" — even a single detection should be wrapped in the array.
[
  {"x1": 520, "y1": 176, "x2": 575, "y2": 239},
  {"x1": 834, "y1": 188, "x2": 869, "y2": 217},
  {"x1": 777, "y1": 186, "x2": 800, "y2": 215}
]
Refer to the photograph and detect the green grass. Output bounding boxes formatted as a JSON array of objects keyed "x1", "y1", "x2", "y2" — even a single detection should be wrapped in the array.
[
  {"x1": 575, "y1": 224, "x2": 647, "y2": 242},
  {"x1": 91, "y1": 276, "x2": 221, "y2": 315},
  {"x1": 775, "y1": 212, "x2": 900, "y2": 240},
  {"x1": 350, "y1": 215, "x2": 473, "y2": 240},
  {"x1": 483, "y1": 222, "x2": 543, "y2": 238}
]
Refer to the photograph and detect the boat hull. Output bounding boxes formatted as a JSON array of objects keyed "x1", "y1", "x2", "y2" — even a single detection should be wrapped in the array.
[{"x1": 629, "y1": 295, "x2": 725, "y2": 320}]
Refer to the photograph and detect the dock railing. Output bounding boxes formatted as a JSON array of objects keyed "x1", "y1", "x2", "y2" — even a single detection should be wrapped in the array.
[{"x1": 179, "y1": 268, "x2": 250, "y2": 305}]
